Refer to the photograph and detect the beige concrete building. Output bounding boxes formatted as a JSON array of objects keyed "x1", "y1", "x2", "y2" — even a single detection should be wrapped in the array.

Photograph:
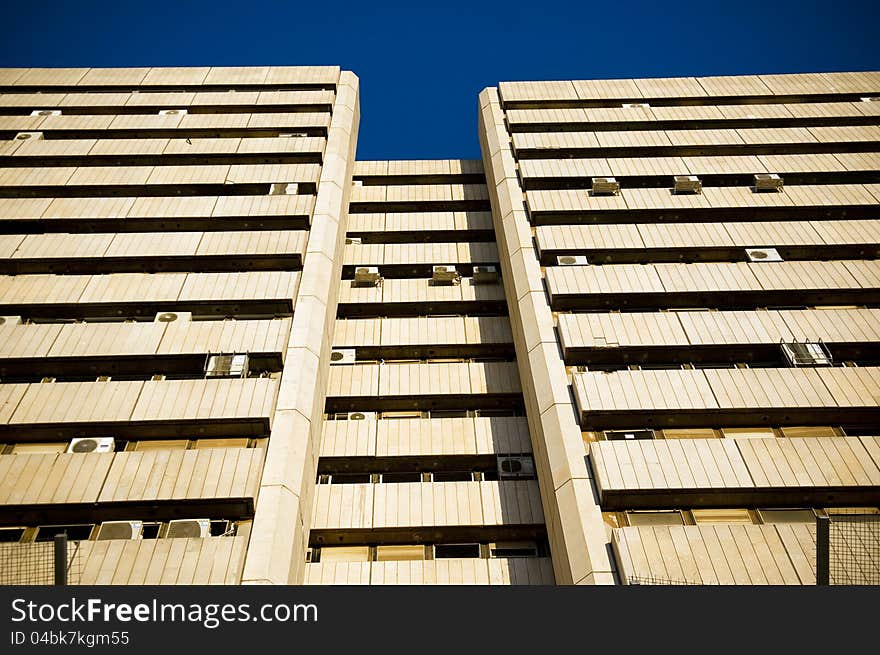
[
  {"x1": 0, "y1": 67, "x2": 878, "y2": 585},
  {"x1": 305, "y1": 159, "x2": 553, "y2": 584},
  {"x1": 0, "y1": 66, "x2": 358, "y2": 585},
  {"x1": 480, "y1": 71, "x2": 880, "y2": 585}
]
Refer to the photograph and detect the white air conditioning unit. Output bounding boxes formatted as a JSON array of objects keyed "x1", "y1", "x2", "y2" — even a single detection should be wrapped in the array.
[
  {"x1": 605, "y1": 429, "x2": 655, "y2": 441},
  {"x1": 154, "y1": 311, "x2": 191, "y2": 323},
  {"x1": 158, "y1": 109, "x2": 188, "y2": 116},
  {"x1": 673, "y1": 175, "x2": 702, "y2": 194},
  {"x1": 432, "y1": 265, "x2": 460, "y2": 285},
  {"x1": 67, "y1": 437, "x2": 115, "y2": 454},
  {"x1": 754, "y1": 173, "x2": 784, "y2": 191},
  {"x1": 0, "y1": 316, "x2": 22, "y2": 326},
  {"x1": 353, "y1": 266, "x2": 381, "y2": 286},
  {"x1": 746, "y1": 247, "x2": 783, "y2": 262},
  {"x1": 269, "y1": 182, "x2": 298, "y2": 195},
  {"x1": 497, "y1": 456, "x2": 536, "y2": 480},
  {"x1": 622, "y1": 103, "x2": 650, "y2": 109},
  {"x1": 30, "y1": 109, "x2": 61, "y2": 117},
  {"x1": 473, "y1": 265, "x2": 499, "y2": 284},
  {"x1": 556, "y1": 255, "x2": 588, "y2": 266},
  {"x1": 205, "y1": 353, "x2": 248, "y2": 377},
  {"x1": 279, "y1": 131, "x2": 309, "y2": 137},
  {"x1": 591, "y1": 177, "x2": 620, "y2": 195},
  {"x1": 14, "y1": 132, "x2": 43, "y2": 141},
  {"x1": 166, "y1": 519, "x2": 211, "y2": 539},
  {"x1": 330, "y1": 348, "x2": 356, "y2": 365},
  {"x1": 96, "y1": 521, "x2": 143, "y2": 541},
  {"x1": 860, "y1": 97, "x2": 880, "y2": 102},
  {"x1": 346, "y1": 411, "x2": 376, "y2": 421},
  {"x1": 345, "y1": 237, "x2": 363, "y2": 245},
  {"x1": 781, "y1": 341, "x2": 833, "y2": 367}
]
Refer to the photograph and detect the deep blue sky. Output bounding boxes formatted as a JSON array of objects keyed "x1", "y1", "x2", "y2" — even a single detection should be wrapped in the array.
[{"x1": 1, "y1": 1, "x2": 878, "y2": 160}]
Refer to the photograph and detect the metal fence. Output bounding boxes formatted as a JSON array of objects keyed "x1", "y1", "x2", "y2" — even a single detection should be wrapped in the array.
[
  {"x1": 0, "y1": 536, "x2": 82, "y2": 586},
  {"x1": 626, "y1": 575, "x2": 706, "y2": 585},
  {"x1": 817, "y1": 511, "x2": 880, "y2": 586}
]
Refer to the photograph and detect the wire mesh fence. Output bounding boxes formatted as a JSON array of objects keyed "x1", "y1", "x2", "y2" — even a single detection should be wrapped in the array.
[
  {"x1": 819, "y1": 510, "x2": 880, "y2": 586},
  {"x1": 0, "y1": 538, "x2": 82, "y2": 586},
  {"x1": 626, "y1": 575, "x2": 707, "y2": 585}
]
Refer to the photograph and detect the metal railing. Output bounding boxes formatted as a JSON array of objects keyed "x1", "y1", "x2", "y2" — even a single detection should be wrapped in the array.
[
  {"x1": 0, "y1": 535, "x2": 82, "y2": 586},
  {"x1": 816, "y1": 511, "x2": 880, "y2": 585},
  {"x1": 626, "y1": 575, "x2": 707, "y2": 585}
]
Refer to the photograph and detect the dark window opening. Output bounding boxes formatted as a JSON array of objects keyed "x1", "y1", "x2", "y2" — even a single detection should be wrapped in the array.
[
  {"x1": 431, "y1": 471, "x2": 475, "y2": 482},
  {"x1": 141, "y1": 523, "x2": 161, "y2": 539},
  {"x1": 434, "y1": 543, "x2": 481, "y2": 559},
  {"x1": 0, "y1": 528, "x2": 25, "y2": 543},
  {"x1": 209, "y1": 520, "x2": 234, "y2": 537},
  {"x1": 34, "y1": 525, "x2": 94, "y2": 542},
  {"x1": 327, "y1": 473, "x2": 372, "y2": 484},
  {"x1": 381, "y1": 472, "x2": 423, "y2": 484}
]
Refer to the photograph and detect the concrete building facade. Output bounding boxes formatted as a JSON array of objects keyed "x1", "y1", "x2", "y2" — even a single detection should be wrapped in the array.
[
  {"x1": 0, "y1": 66, "x2": 358, "y2": 585},
  {"x1": 0, "y1": 67, "x2": 877, "y2": 584},
  {"x1": 480, "y1": 71, "x2": 880, "y2": 585}
]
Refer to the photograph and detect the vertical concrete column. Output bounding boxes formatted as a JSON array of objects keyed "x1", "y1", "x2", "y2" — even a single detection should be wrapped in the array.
[
  {"x1": 242, "y1": 72, "x2": 360, "y2": 584},
  {"x1": 477, "y1": 88, "x2": 613, "y2": 584}
]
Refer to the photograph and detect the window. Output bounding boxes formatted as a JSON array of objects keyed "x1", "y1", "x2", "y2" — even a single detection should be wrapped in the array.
[
  {"x1": 691, "y1": 509, "x2": 753, "y2": 524},
  {"x1": 325, "y1": 473, "x2": 371, "y2": 484},
  {"x1": 604, "y1": 429, "x2": 654, "y2": 441},
  {"x1": 380, "y1": 472, "x2": 422, "y2": 484},
  {"x1": 141, "y1": 523, "x2": 161, "y2": 539},
  {"x1": 380, "y1": 411, "x2": 425, "y2": 420},
  {"x1": 133, "y1": 440, "x2": 189, "y2": 451},
  {"x1": 429, "y1": 409, "x2": 469, "y2": 418},
  {"x1": 376, "y1": 545, "x2": 426, "y2": 562},
  {"x1": 758, "y1": 509, "x2": 816, "y2": 524},
  {"x1": 721, "y1": 427, "x2": 775, "y2": 439},
  {"x1": 431, "y1": 471, "x2": 475, "y2": 482},
  {"x1": 780, "y1": 426, "x2": 839, "y2": 438},
  {"x1": 9, "y1": 442, "x2": 67, "y2": 454},
  {"x1": 193, "y1": 438, "x2": 250, "y2": 449},
  {"x1": 489, "y1": 541, "x2": 539, "y2": 558},
  {"x1": 0, "y1": 528, "x2": 25, "y2": 543},
  {"x1": 434, "y1": 543, "x2": 480, "y2": 559},
  {"x1": 209, "y1": 520, "x2": 234, "y2": 537},
  {"x1": 34, "y1": 525, "x2": 94, "y2": 542},
  {"x1": 662, "y1": 429, "x2": 718, "y2": 440},
  {"x1": 317, "y1": 546, "x2": 371, "y2": 563},
  {"x1": 626, "y1": 511, "x2": 684, "y2": 527}
]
